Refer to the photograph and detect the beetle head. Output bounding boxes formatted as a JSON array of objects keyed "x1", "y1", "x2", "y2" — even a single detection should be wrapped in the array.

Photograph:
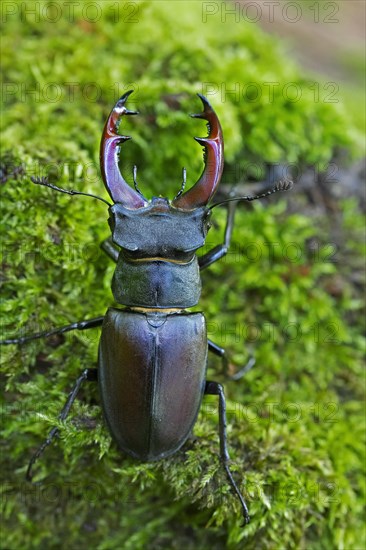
[{"x1": 108, "y1": 198, "x2": 212, "y2": 259}]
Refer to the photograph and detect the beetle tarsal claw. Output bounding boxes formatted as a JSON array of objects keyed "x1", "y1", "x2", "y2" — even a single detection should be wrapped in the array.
[{"x1": 276, "y1": 179, "x2": 294, "y2": 192}]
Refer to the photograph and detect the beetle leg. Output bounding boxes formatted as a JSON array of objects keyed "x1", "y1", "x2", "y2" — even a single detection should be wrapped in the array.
[
  {"x1": 100, "y1": 237, "x2": 119, "y2": 262},
  {"x1": 26, "y1": 367, "x2": 98, "y2": 481},
  {"x1": 199, "y1": 200, "x2": 238, "y2": 270},
  {"x1": 205, "y1": 380, "x2": 250, "y2": 525},
  {"x1": 0, "y1": 316, "x2": 104, "y2": 345},
  {"x1": 208, "y1": 340, "x2": 255, "y2": 380}
]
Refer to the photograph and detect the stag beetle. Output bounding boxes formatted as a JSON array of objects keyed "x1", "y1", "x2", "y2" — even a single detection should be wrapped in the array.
[{"x1": 1, "y1": 91, "x2": 291, "y2": 524}]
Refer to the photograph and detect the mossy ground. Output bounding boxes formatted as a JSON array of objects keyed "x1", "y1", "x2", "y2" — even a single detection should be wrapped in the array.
[{"x1": 1, "y1": 2, "x2": 365, "y2": 549}]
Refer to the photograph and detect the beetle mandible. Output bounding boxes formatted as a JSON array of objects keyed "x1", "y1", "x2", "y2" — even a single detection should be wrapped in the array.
[{"x1": 1, "y1": 91, "x2": 292, "y2": 524}]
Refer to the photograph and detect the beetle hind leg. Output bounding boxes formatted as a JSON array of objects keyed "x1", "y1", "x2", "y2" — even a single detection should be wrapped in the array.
[
  {"x1": 205, "y1": 380, "x2": 250, "y2": 525},
  {"x1": 26, "y1": 367, "x2": 98, "y2": 482}
]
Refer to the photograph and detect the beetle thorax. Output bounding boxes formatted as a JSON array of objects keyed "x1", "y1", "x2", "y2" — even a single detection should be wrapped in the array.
[
  {"x1": 109, "y1": 198, "x2": 211, "y2": 309},
  {"x1": 109, "y1": 198, "x2": 211, "y2": 260}
]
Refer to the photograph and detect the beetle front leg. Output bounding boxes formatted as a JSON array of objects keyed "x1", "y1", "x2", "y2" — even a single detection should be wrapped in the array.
[
  {"x1": 199, "y1": 200, "x2": 238, "y2": 270},
  {"x1": 205, "y1": 380, "x2": 250, "y2": 525},
  {"x1": 26, "y1": 367, "x2": 98, "y2": 481}
]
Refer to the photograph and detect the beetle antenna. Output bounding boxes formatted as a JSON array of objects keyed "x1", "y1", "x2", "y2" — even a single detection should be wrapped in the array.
[
  {"x1": 209, "y1": 180, "x2": 293, "y2": 209},
  {"x1": 30, "y1": 176, "x2": 112, "y2": 206},
  {"x1": 132, "y1": 165, "x2": 147, "y2": 200},
  {"x1": 173, "y1": 167, "x2": 187, "y2": 200}
]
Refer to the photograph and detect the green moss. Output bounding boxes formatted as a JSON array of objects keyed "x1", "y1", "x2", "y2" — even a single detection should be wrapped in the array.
[{"x1": 1, "y1": 1, "x2": 364, "y2": 549}]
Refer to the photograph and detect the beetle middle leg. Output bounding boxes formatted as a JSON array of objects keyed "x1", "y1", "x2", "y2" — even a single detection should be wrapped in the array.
[
  {"x1": 202, "y1": 201, "x2": 255, "y2": 380},
  {"x1": 208, "y1": 340, "x2": 255, "y2": 380},
  {"x1": 205, "y1": 380, "x2": 250, "y2": 524},
  {"x1": 0, "y1": 316, "x2": 104, "y2": 345},
  {"x1": 26, "y1": 367, "x2": 98, "y2": 481},
  {"x1": 0, "y1": 318, "x2": 104, "y2": 479}
]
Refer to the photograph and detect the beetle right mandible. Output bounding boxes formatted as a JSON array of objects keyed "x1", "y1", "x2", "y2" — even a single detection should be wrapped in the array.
[{"x1": 1, "y1": 90, "x2": 292, "y2": 524}]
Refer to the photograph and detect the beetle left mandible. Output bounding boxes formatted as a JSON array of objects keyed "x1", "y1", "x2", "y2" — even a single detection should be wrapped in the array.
[{"x1": 1, "y1": 91, "x2": 292, "y2": 524}]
